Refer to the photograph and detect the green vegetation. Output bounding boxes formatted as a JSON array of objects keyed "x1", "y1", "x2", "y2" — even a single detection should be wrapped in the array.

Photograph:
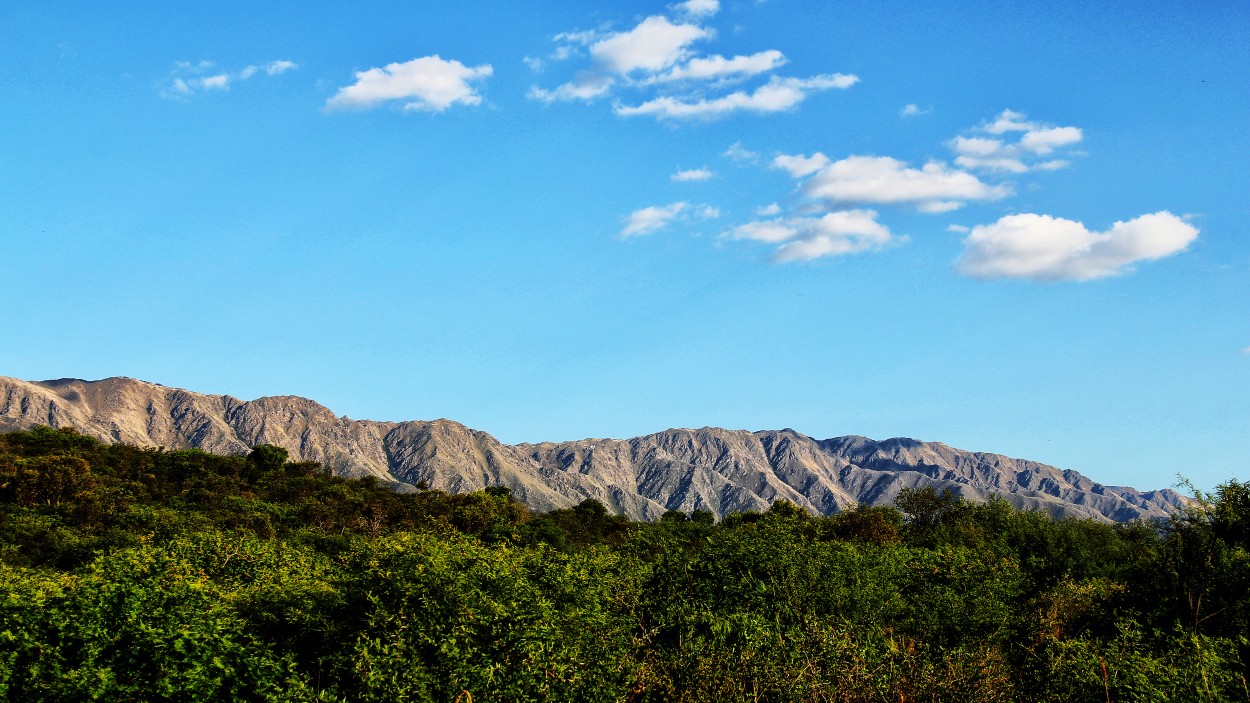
[{"x1": 1, "y1": 426, "x2": 1247, "y2": 702}]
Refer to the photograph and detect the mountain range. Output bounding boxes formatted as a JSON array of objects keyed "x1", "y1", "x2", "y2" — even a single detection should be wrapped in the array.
[{"x1": 0, "y1": 376, "x2": 1184, "y2": 522}]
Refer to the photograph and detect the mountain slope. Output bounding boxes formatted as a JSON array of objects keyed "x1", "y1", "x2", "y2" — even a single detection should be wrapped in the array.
[{"x1": 0, "y1": 376, "x2": 1185, "y2": 521}]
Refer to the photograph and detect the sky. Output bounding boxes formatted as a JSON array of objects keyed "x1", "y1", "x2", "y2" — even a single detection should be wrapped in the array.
[{"x1": 2, "y1": 0, "x2": 1247, "y2": 492}]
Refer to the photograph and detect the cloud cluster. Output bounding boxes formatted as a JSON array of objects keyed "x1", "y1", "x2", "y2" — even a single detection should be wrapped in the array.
[
  {"x1": 948, "y1": 110, "x2": 1082, "y2": 173},
  {"x1": 530, "y1": 7, "x2": 856, "y2": 120},
  {"x1": 955, "y1": 211, "x2": 1197, "y2": 281},
  {"x1": 620, "y1": 202, "x2": 719, "y2": 238},
  {"x1": 713, "y1": 109, "x2": 1098, "y2": 265},
  {"x1": 161, "y1": 59, "x2": 297, "y2": 98},
  {"x1": 326, "y1": 56, "x2": 492, "y2": 112}
]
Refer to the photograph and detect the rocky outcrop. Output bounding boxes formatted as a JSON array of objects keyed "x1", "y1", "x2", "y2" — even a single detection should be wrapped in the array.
[{"x1": 0, "y1": 376, "x2": 1186, "y2": 522}]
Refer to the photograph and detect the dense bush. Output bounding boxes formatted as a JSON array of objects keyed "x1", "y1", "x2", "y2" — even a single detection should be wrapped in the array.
[{"x1": 0, "y1": 427, "x2": 1246, "y2": 701}]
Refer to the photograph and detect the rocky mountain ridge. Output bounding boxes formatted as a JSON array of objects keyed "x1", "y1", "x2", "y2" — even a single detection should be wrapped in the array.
[{"x1": 0, "y1": 375, "x2": 1186, "y2": 522}]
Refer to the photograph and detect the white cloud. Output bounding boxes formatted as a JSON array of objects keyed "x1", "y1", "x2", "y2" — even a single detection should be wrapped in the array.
[
  {"x1": 553, "y1": 29, "x2": 600, "y2": 48},
  {"x1": 263, "y1": 60, "x2": 297, "y2": 76},
  {"x1": 947, "y1": 224, "x2": 971, "y2": 233},
  {"x1": 772, "y1": 152, "x2": 829, "y2": 178},
  {"x1": 620, "y1": 201, "x2": 720, "y2": 237},
  {"x1": 1019, "y1": 126, "x2": 1083, "y2": 154},
  {"x1": 616, "y1": 73, "x2": 857, "y2": 119},
  {"x1": 804, "y1": 155, "x2": 1009, "y2": 211},
  {"x1": 956, "y1": 211, "x2": 1198, "y2": 281},
  {"x1": 547, "y1": 29, "x2": 600, "y2": 63},
  {"x1": 950, "y1": 136, "x2": 1004, "y2": 157},
  {"x1": 727, "y1": 210, "x2": 897, "y2": 262},
  {"x1": 673, "y1": 0, "x2": 720, "y2": 18},
  {"x1": 953, "y1": 155, "x2": 1029, "y2": 173},
  {"x1": 528, "y1": 74, "x2": 615, "y2": 102},
  {"x1": 199, "y1": 74, "x2": 230, "y2": 90},
  {"x1": 917, "y1": 200, "x2": 966, "y2": 214},
  {"x1": 1036, "y1": 160, "x2": 1071, "y2": 171},
  {"x1": 756, "y1": 203, "x2": 782, "y2": 216},
  {"x1": 160, "y1": 59, "x2": 297, "y2": 98},
  {"x1": 326, "y1": 55, "x2": 492, "y2": 112},
  {"x1": 724, "y1": 142, "x2": 760, "y2": 162},
  {"x1": 900, "y1": 103, "x2": 930, "y2": 117},
  {"x1": 984, "y1": 109, "x2": 1034, "y2": 134},
  {"x1": 729, "y1": 219, "x2": 797, "y2": 243},
  {"x1": 620, "y1": 202, "x2": 689, "y2": 237},
  {"x1": 950, "y1": 111, "x2": 1083, "y2": 173},
  {"x1": 523, "y1": 56, "x2": 545, "y2": 72},
  {"x1": 647, "y1": 50, "x2": 786, "y2": 83},
  {"x1": 590, "y1": 16, "x2": 708, "y2": 75},
  {"x1": 672, "y1": 167, "x2": 714, "y2": 181}
]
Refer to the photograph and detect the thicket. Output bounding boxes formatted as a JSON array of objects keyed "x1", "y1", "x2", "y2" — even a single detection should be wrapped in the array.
[{"x1": 0, "y1": 426, "x2": 1247, "y2": 702}]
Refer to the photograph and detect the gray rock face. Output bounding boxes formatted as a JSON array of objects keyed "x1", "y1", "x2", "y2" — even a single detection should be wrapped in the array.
[{"x1": 0, "y1": 376, "x2": 1185, "y2": 522}]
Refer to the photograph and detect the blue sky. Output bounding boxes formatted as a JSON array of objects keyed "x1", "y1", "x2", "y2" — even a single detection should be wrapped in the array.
[{"x1": 3, "y1": 0, "x2": 1247, "y2": 491}]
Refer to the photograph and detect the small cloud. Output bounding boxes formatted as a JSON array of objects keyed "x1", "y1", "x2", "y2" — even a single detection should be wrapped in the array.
[
  {"x1": 646, "y1": 50, "x2": 786, "y2": 83},
  {"x1": 728, "y1": 218, "x2": 798, "y2": 243},
  {"x1": 804, "y1": 155, "x2": 1010, "y2": 212},
  {"x1": 615, "y1": 73, "x2": 858, "y2": 120},
  {"x1": 946, "y1": 224, "x2": 971, "y2": 233},
  {"x1": 621, "y1": 202, "x2": 689, "y2": 237},
  {"x1": 900, "y1": 103, "x2": 931, "y2": 117},
  {"x1": 673, "y1": 0, "x2": 720, "y2": 18},
  {"x1": 984, "y1": 109, "x2": 1035, "y2": 134},
  {"x1": 672, "y1": 167, "x2": 715, "y2": 181},
  {"x1": 918, "y1": 200, "x2": 964, "y2": 214},
  {"x1": 528, "y1": 74, "x2": 614, "y2": 103},
  {"x1": 199, "y1": 74, "x2": 230, "y2": 90},
  {"x1": 160, "y1": 58, "x2": 297, "y2": 99},
  {"x1": 723, "y1": 141, "x2": 760, "y2": 162},
  {"x1": 772, "y1": 152, "x2": 829, "y2": 178},
  {"x1": 545, "y1": 26, "x2": 609, "y2": 64},
  {"x1": 591, "y1": 15, "x2": 709, "y2": 75},
  {"x1": 523, "y1": 55, "x2": 545, "y2": 72},
  {"x1": 956, "y1": 211, "x2": 1198, "y2": 281},
  {"x1": 620, "y1": 201, "x2": 720, "y2": 237},
  {"x1": 1019, "y1": 126, "x2": 1083, "y2": 155},
  {"x1": 326, "y1": 55, "x2": 493, "y2": 112},
  {"x1": 263, "y1": 60, "x2": 297, "y2": 76},
  {"x1": 756, "y1": 203, "x2": 782, "y2": 216},
  {"x1": 727, "y1": 209, "x2": 898, "y2": 262}
]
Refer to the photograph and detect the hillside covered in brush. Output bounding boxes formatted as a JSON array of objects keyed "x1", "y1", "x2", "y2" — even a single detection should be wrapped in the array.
[{"x1": 1, "y1": 426, "x2": 1247, "y2": 702}]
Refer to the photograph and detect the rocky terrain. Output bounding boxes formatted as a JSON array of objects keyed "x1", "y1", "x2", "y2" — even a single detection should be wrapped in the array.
[{"x1": 0, "y1": 375, "x2": 1185, "y2": 522}]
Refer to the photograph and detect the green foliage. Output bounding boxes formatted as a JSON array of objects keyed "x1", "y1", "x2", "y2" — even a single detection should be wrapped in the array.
[{"x1": 0, "y1": 427, "x2": 1247, "y2": 702}]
